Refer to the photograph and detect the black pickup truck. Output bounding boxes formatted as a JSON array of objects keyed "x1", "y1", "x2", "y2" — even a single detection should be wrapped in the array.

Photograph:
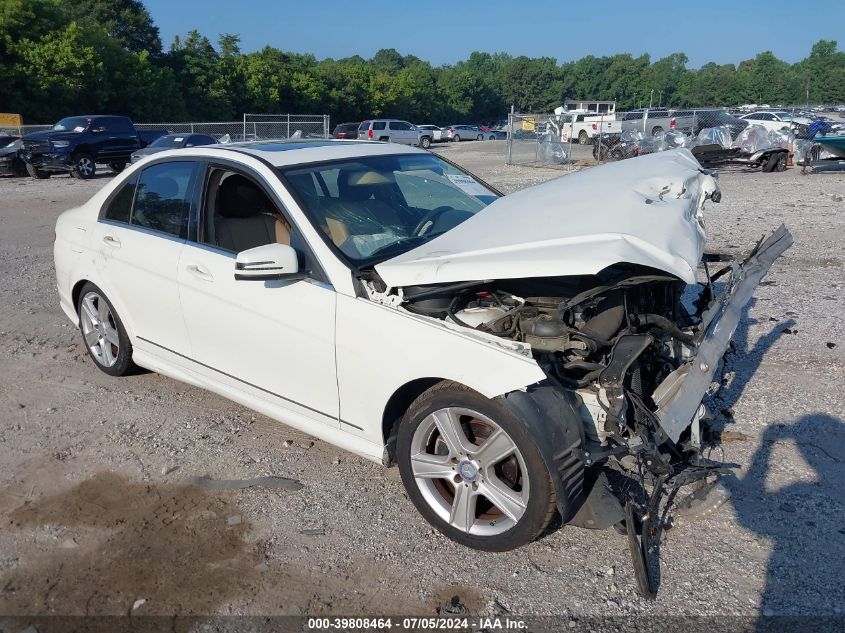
[{"x1": 21, "y1": 115, "x2": 167, "y2": 179}]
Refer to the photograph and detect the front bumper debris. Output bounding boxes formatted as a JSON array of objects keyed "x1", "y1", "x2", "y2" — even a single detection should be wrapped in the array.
[{"x1": 651, "y1": 224, "x2": 794, "y2": 443}]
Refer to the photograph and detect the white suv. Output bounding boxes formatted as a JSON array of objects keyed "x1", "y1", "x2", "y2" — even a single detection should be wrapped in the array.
[{"x1": 358, "y1": 119, "x2": 431, "y2": 148}]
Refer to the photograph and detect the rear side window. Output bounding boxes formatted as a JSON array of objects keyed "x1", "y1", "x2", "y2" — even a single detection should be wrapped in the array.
[
  {"x1": 104, "y1": 176, "x2": 138, "y2": 223},
  {"x1": 372, "y1": 121, "x2": 386, "y2": 130},
  {"x1": 131, "y1": 162, "x2": 195, "y2": 238}
]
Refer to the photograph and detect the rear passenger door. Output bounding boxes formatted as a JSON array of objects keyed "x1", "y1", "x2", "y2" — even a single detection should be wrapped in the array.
[{"x1": 94, "y1": 160, "x2": 199, "y2": 356}]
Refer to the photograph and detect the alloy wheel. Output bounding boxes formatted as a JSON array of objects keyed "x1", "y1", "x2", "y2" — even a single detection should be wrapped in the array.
[
  {"x1": 409, "y1": 407, "x2": 529, "y2": 536},
  {"x1": 79, "y1": 291, "x2": 120, "y2": 367}
]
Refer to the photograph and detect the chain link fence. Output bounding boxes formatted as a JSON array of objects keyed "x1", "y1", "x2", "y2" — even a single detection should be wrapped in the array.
[
  {"x1": 505, "y1": 106, "x2": 815, "y2": 168},
  {"x1": 6, "y1": 114, "x2": 330, "y2": 142}
]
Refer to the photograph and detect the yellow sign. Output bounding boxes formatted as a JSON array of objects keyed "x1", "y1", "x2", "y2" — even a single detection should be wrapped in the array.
[
  {"x1": 0, "y1": 113, "x2": 23, "y2": 130},
  {"x1": 521, "y1": 117, "x2": 536, "y2": 132}
]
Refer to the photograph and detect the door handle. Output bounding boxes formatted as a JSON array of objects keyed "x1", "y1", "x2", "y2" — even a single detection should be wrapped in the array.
[
  {"x1": 102, "y1": 235, "x2": 121, "y2": 247},
  {"x1": 186, "y1": 263, "x2": 213, "y2": 281}
]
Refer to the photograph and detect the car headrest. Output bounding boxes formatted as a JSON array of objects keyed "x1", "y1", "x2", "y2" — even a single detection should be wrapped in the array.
[
  {"x1": 337, "y1": 169, "x2": 393, "y2": 202},
  {"x1": 217, "y1": 173, "x2": 269, "y2": 218}
]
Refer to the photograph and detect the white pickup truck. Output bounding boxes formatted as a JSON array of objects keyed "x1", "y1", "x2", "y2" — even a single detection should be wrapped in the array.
[{"x1": 559, "y1": 111, "x2": 622, "y2": 144}]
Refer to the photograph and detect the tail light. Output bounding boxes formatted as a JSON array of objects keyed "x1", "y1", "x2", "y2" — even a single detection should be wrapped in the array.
[
  {"x1": 338, "y1": 132, "x2": 345, "y2": 138},
  {"x1": 670, "y1": 118, "x2": 676, "y2": 129},
  {"x1": 591, "y1": 123, "x2": 597, "y2": 130},
  {"x1": 368, "y1": 129, "x2": 373, "y2": 139}
]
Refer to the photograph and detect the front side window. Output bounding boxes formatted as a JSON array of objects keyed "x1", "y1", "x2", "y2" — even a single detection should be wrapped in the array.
[
  {"x1": 132, "y1": 162, "x2": 195, "y2": 238},
  {"x1": 281, "y1": 154, "x2": 497, "y2": 266},
  {"x1": 52, "y1": 117, "x2": 90, "y2": 132}
]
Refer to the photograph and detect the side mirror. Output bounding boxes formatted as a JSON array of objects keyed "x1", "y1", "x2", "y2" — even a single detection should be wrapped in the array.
[{"x1": 234, "y1": 243, "x2": 302, "y2": 281}]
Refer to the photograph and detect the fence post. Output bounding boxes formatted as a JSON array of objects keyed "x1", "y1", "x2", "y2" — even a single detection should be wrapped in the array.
[
  {"x1": 190, "y1": 123, "x2": 194, "y2": 133},
  {"x1": 287, "y1": 114, "x2": 290, "y2": 139},
  {"x1": 506, "y1": 108, "x2": 513, "y2": 165},
  {"x1": 324, "y1": 114, "x2": 330, "y2": 139},
  {"x1": 242, "y1": 113, "x2": 246, "y2": 141}
]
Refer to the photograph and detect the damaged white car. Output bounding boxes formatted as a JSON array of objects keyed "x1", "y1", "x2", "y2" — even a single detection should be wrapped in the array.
[{"x1": 55, "y1": 141, "x2": 791, "y2": 562}]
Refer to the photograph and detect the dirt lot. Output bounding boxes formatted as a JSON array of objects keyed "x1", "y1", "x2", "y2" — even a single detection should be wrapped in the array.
[{"x1": 0, "y1": 144, "x2": 843, "y2": 622}]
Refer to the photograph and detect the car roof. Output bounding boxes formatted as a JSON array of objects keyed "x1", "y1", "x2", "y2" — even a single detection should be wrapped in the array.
[{"x1": 197, "y1": 138, "x2": 425, "y2": 167}]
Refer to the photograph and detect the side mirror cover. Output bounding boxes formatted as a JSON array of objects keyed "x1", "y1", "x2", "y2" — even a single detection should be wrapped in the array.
[{"x1": 234, "y1": 243, "x2": 302, "y2": 281}]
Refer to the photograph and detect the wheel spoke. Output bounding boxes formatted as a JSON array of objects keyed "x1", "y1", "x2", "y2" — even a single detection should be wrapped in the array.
[
  {"x1": 97, "y1": 298, "x2": 110, "y2": 322},
  {"x1": 83, "y1": 329, "x2": 100, "y2": 347},
  {"x1": 448, "y1": 483, "x2": 476, "y2": 532},
  {"x1": 103, "y1": 325, "x2": 120, "y2": 347},
  {"x1": 81, "y1": 296, "x2": 99, "y2": 325},
  {"x1": 479, "y1": 476, "x2": 527, "y2": 523},
  {"x1": 410, "y1": 452, "x2": 454, "y2": 480},
  {"x1": 430, "y1": 408, "x2": 473, "y2": 457},
  {"x1": 475, "y1": 429, "x2": 516, "y2": 465},
  {"x1": 100, "y1": 339, "x2": 114, "y2": 365}
]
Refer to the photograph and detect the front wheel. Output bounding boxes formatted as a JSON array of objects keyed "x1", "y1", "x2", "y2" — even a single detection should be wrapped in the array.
[
  {"x1": 77, "y1": 282, "x2": 136, "y2": 376},
  {"x1": 763, "y1": 151, "x2": 787, "y2": 173},
  {"x1": 453, "y1": 135, "x2": 461, "y2": 142},
  {"x1": 397, "y1": 381, "x2": 556, "y2": 551},
  {"x1": 108, "y1": 161, "x2": 127, "y2": 173},
  {"x1": 71, "y1": 153, "x2": 95, "y2": 179},
  {"x1": 578, "y1": 130, "x2": 589, "y2": 145}
]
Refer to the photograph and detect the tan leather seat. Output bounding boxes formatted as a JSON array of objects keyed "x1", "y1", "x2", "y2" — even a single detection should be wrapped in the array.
[{"x1": 214, "y1": 174, "x2": 290, "y2": 252}]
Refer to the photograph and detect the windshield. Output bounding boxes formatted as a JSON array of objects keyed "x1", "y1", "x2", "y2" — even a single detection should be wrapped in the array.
[
  {"x1": 150, "y1": 135, "x2": 186, "y2": 148},
  {"x1": 280, "y1": 154, "x2": 498, "y2": 266},
  {"x1": 52, "y1": 117, "x2": 91, "y2": 132}
]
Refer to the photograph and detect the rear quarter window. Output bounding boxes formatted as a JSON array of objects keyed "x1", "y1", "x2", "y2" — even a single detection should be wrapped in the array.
[
  {"x1": 103, "y1": 175, "x2": 138, "y2": 224},
  {"x1": 373, "y1": 122, "x2": 386, "y2": 130}
]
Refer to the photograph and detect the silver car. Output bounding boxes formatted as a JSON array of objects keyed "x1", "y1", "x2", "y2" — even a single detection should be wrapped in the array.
[{"x1": 358, "y1": 119, "x2": 431, "y2": 148}]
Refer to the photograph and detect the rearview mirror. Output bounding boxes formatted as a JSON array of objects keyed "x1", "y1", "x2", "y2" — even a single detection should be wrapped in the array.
[{"x1": 234, "y1": 243, "x2": 301, "y2": 281}]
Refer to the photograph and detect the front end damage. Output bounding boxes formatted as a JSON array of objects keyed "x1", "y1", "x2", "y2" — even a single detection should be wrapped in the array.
[{"x1": 364, "y1": 150, "x2": 792, "y2": 595}]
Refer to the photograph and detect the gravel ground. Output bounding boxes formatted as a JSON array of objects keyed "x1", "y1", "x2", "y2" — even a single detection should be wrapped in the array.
[{"x1": 0, "y1": 145, "x2": 843, "y2": 620}]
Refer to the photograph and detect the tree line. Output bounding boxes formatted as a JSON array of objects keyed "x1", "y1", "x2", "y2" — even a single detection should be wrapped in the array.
[{"x1": 2, "y1": 0, "x2": 843, "y2": 125}]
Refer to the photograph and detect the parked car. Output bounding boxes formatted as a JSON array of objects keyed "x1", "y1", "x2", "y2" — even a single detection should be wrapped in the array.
[
  {"x1": 415, "y1": 124, "x2": 443, "y2": 142},
  {"x1": 618, "y1": 109, "x2": 673, "y2": 136},
  {"x1": 358, "y1": 119, "x2": 432, "y2": 148},
  {"x1": 54, "y1": 140, "x2": 790, "y2": 554},
  {"x1": 560, "y1": 112, "x2": 622, "y2": 144},
  {"x1": 21, "y1": 115, "x2": 168, "y2": 179},
  {"x1": 332, "y1": 122, "x2": 361, "y2": 140},
  {"x1": 484, "y1": 130, "x2": 508, "y2": 140},
  {"x1": 130, "y1": 133, "x2": 217, "y2": 163},
  {"x1": 0, "y1": 135, "x2": 27, "y2": 177},
  {"x1": 670, "y1": 110, "x2": 749, "y2": 139},
  {"x1": 739, "y1": 111, "x2": 810, "y2": 133},
  {"x1": 443, "y1": 125, "x2": 483, "y2": 142}
]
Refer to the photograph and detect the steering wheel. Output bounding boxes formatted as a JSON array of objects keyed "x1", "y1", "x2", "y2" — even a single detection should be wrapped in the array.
[{"x1": 412, "y1": 206, "x2": 454, "y2": 236}]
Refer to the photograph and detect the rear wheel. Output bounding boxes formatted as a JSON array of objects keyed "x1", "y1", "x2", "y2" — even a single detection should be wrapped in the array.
[
  {"x1": 453, "y1": 134, "x2": 461, "y2": 142},
  {"x1": 578, "y1": 130, "x2": 589, "y2": 145},
  {"x1": 397, "y1": 381, "x2": 556, "y2": 552},
  {"x1": 108, "y1": 161, "x2": 127, "y2": 173},
  {"x1": 76, "y1": 282, "x2": 136, "y2": 376},
  {"x1": 25, "y1": 163, "x2": 51, "y2": 179},
  {"x1": 71, "y1": 153, "x2": 95, "y2": 179},
  {"x1": 651, "y1": 126, "x2": 663, "y2": 136},
  {"x1": 420, "y1": 136, "x2": 431, "y2": 149},
  {"x1": 476, "y1": 134, "x2": 483, "y2": 141}
]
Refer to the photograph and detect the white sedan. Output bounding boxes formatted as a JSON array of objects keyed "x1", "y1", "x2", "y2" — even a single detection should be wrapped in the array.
[
  {"x1": 739, "y1": 111, "x2": 811, "y2": 132},
  {"x1": 55, "y1": 141, "x2": 790, "y2": 553}
]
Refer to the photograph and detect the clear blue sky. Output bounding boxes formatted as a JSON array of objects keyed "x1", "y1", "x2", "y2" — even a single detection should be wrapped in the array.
[{"x1": 145, "y1": 0, "x2": 844, "y2": 68}]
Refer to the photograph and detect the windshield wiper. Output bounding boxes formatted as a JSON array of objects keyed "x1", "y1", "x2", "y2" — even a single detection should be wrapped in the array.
[{"x1": 361, "y1": 233, "x2": 445, "y2": 267}]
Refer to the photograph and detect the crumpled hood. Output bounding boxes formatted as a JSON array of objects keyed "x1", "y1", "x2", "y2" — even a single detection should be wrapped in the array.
[{"x1": 376, "y1": 149, "x2": 719, "y2": 287}]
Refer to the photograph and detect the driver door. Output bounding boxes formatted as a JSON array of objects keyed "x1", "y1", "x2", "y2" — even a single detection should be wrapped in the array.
[{"x1": 177, "y1": 163, "x2": 339, "y2": 427}]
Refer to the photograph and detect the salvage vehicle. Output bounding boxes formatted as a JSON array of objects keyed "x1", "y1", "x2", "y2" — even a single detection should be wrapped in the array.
[
  {"x1": 54, "y1": 141, "x2": 791, "y2": 571},
  {"x1": 0, "y1": 135, "x2": 27, "y2": 177},
  {"x1": 130, "y1": 133, "x2": 217, "y2": 163},
  {"x1": 22, "y1": 115, "x2": 167, "y2": 179}
]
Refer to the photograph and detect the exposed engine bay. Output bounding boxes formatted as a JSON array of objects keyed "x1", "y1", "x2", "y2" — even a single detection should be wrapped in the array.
[{"x1": 372, "y1": 265, "x2": 702, "y2": 465}]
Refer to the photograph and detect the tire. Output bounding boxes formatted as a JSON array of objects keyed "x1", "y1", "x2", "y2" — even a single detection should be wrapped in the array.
[
  {"x1": 420, "y1": 136, "x2": 431, "y2": 149},
  {"x1": 578, "y1": 130, "x2": 589, "y2": 145},
  {"x1": 453, "y1": 135, "x2": 461, "y2": 142},
  {"x1": 76, "y1": 282, "x2": 136, "y2": 377},
  {"x1": 487, "y1": 134, "x2": 495, "y2": 141},
  {"x1": 12, "y1": 159, "x2": 28, "y2": 177},
  {"x1": 397, "y1": 381, "x2": 556, "y2": 552},
  {"x1": 762, "y1": 151, "x2": 787, "y2": 173},
  {"x1": 378, "y1": 136, "x2": 390, "y2": 143},
  {"x1": 108, "y1": 161, "x2": 127, "y2": 173},
  {"x1": 476, "y1": 134, "x2": 483, "y2": 141},
  {"x1": 26, "y1": 163, "x2": 51, "y2": 179},
  {"x1": 651, "y1": 126, "x2": 663, "y2": 136},
  {"x1": 71, "y1": 153, "x2": 95, "y2": 179}
]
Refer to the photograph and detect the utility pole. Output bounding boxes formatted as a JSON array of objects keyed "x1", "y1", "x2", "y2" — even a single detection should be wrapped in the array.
[{"x1": 649, "y1": 89, "x2": 654, "y2": 108}]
